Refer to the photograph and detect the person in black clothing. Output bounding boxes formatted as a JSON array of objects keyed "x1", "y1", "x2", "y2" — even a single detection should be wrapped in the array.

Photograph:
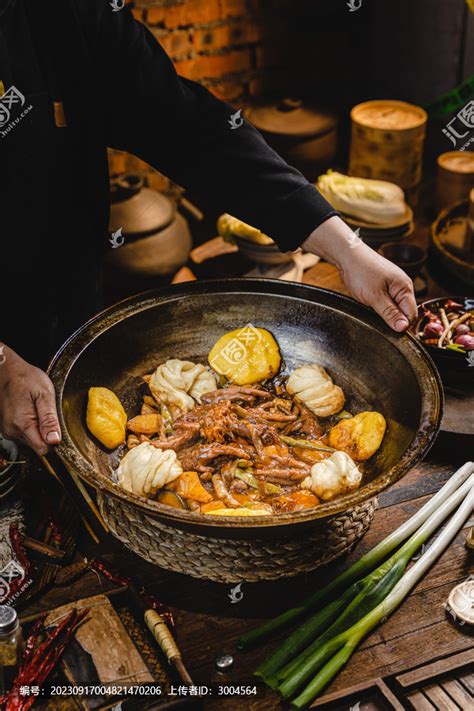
[{"x1": 0, "y1": 0, "x2": 417, "y2": 456}]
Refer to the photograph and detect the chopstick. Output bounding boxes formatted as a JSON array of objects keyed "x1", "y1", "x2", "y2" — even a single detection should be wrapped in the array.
[{"x1": 38, "y1": 454, "x2": 107, "y2": 544}]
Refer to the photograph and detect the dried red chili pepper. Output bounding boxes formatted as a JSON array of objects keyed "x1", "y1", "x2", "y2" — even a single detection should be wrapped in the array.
[
  {"x1": 443, "y1": 300, "x2": 464, "y2": 312},
  {"x1": 89, "y1": 558, "x2": 174, "y2": 627},
  {"x1": 9, "y1": 525, "x2": 30, "y2": 577},
  {"x1": 21, "y1": 615, "x2": 46, "y2": 666},
  {"x1": 46, "y1": 516, "x2": 64, "y2": 548},
  {"x1": 3, "y1": 608, "x2": 88, "y2": 711}
]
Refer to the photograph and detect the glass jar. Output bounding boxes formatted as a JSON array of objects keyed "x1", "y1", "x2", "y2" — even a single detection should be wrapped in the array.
[{"x1": 0, "y1": 606, "x2": 23, "y2": 692}]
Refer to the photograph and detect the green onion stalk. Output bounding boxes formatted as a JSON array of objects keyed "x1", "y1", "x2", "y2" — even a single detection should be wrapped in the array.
[
  {"x1": 290, "y1": 478, "x2": 474, "y2": 708},
  {"x1": 271, "y1": 470, "x2": 474, "y2": 699},
  {"x1": 237, "y1": 461, "x2": 474, "y2": 652},
  {"x1": 279, "y1": 435, "x2": 335, "y2": 453}
]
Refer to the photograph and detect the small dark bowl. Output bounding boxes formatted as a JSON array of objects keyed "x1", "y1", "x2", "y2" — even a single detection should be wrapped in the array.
[
  {"x1": 378, "y1": 242, "x2": 427, "y2": 279},
  {"x1": 413, "y1": 296, "x2": 474, "y2": 378}
]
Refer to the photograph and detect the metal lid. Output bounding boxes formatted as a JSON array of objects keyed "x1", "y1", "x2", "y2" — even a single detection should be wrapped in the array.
[
  {"x1": 109, "y1": 174, "x2": 175, "y2": 235},
  {"x1": 246, "y1": 98, "x2": 337, "y2": 138},
  {"x1": 0, "y1": 606, "x2": 18, "y2": 634}
]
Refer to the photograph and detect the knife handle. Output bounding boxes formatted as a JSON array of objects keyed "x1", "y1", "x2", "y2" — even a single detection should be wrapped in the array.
[{"x1": 144, "y1": 609, "x2": 193, "y2": 685}]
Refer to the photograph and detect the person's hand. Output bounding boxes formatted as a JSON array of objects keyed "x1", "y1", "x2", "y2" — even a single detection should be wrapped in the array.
[
  {"x1": 0, "y1": 344, "x2": 61, "y2": 455},
  {"x1": 303, "y1": 216, "x2": 417, "y2": 332}
]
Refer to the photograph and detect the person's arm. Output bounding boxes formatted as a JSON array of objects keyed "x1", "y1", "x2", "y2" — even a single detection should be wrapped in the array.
[
  {"x1": 0, "y1": 344, "x2": 61, "y2": 455},
  {"x1": 303, "y1": 217, "x2": 417, "y2": 331},
  {"x1": 85, "y1": 5, "x2": 335, "y2": 251},
  {"x1": 82, "y1": 3, "x2": 416, "y2": 330}
]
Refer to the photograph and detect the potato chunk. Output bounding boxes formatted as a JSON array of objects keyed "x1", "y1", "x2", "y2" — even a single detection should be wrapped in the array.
[
  {"x1": 127, "y1": 413, "x2": 161, "y2": 435},
  {"x1": 328, "y1": 411, "x2": 386, "y2": 461},
  {"x1": 208, "y1": 326, "x2": 280, "y2": 385},
  {"x1": 86, "y1": 387, "x2": 127, "y2": 450}
]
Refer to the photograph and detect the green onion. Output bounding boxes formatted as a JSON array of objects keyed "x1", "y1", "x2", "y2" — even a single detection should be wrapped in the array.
[
  {"x1": 235, "y1": 469, "x2": 281, "y2": 495},
  {"x1": 260, "y1": 469, "x2": 471, "y2": 690},
  {"x1": 271, "y1": 555, "x2": 407, "y2": 692},
  {"x1": 290, "y1": 475, "x2": 474, "y2": 708},
  {"x1": 237, "y1": 462, "x2": 473, "y2": 651},
  {"x1": 335, "y1": 410, "x2": 353, "y2": 420},
  {"x1": 279, "y1": 436, "x2": 335, "y2": 453},
  {"x1": 274, "y1": 470, "x2": 474, "y2": 697},
  {"x1": 446, "y1": 344, "x2": 466, "y2": 353}
]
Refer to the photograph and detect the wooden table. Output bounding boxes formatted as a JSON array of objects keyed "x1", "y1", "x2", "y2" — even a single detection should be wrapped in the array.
[
  {"x1": 20, "y1": 202, "x2": 474, "y2": 709},
  {"x1": 21, "y1": 431, "x2": 473, "y2": 710}
]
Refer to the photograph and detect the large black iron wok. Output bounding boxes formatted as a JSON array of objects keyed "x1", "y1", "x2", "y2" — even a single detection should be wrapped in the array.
[{"x1": 48, "y1": 279, "x2": 442, "y2": 538}]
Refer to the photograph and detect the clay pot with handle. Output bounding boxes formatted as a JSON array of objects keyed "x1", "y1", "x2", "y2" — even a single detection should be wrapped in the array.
[{"x1": 106, "y1": 174, "x2": 192, "y2": 277}]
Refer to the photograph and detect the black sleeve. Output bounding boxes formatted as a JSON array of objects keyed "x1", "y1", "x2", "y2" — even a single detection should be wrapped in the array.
[{"x1": 87, "y1": 5, "x2": 337, "y2": 251}]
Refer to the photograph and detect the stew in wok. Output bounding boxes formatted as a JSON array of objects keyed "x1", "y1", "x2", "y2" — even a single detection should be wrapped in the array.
[{"x1": 86, "y1": 326, "x2": 386, "y2": 516}]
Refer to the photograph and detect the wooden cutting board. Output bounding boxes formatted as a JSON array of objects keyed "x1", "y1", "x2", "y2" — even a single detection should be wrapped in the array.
[{"x1": 45, "y1": 594, "x2": 153, "y2": 688}]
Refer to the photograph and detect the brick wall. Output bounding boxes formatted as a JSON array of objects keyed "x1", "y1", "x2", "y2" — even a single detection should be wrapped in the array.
[{"x1": 108, "y1": 0, "x2": 290, "y2": 196}]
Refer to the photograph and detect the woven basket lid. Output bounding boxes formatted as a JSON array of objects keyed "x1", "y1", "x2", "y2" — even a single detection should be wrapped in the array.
[{"x1": 247, "y1": 98, "x2": 337, "y2": 138}]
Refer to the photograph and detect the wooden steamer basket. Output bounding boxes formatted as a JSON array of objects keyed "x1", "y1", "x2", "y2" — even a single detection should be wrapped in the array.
[
  {"x1": 436, "y1": 152, "x2": 474, "y2": 211},
  {"x1": 349, "y1": 100, "x2": 427, "y2": 190},
  {"x1": 48, "y1": 280, "x2": 442, "y2": 583}
]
